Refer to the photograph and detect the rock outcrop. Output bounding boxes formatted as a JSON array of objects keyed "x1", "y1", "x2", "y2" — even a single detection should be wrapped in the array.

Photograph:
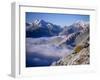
[
  {"x1": 51, "y1": 27, "x2": 89, "y2": 66},
  {"x1": 52, "y1": 42, "x2": 89, "y2": 66}
]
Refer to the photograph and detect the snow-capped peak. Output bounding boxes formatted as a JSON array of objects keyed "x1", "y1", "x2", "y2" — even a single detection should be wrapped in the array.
[
  {"x1": 71, "y1": 20, "x2": 89, "y2": 31},
  {"x1": 73, "y1": 20, "x2": 85, "y2": 28},
  {"x1": 34, "y1": 19, "x2": 41, "y2": 25}
]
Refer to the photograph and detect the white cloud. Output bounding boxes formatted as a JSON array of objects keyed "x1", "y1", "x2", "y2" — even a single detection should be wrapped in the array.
[{"x1": 26, "y1": 38, "x2": 72, "y2": 58}]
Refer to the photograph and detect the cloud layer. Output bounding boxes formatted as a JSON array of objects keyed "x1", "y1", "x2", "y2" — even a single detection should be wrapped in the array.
[{"x1": 26, "y1": 37, "x2": 71, "y2": 58}]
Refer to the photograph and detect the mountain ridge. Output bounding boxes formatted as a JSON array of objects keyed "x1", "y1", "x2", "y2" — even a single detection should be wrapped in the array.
[
  {"x1": 51, "y1": 26, "x2": 89, "y2": 66},
  {"x1": 26, "y1": 19, "x2": 89, "y2": 37}
]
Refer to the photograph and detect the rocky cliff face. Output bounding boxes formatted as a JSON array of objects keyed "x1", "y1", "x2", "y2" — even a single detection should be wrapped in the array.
[
  {"x1": 52, "y1": 46, "x2": 89, "y2": 66},
  {"x1": 51, "y1": 28, "x2": 89, "y2": 66}
]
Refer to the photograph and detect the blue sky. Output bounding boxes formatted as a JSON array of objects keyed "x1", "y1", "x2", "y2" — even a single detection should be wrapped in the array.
[{"x1": 26, "y1": 12, "x2": 89, "y2": 27}]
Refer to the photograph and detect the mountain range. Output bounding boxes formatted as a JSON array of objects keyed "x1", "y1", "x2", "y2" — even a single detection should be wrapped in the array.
[
  {"x1": 26, "y1": 19, "x2": 89, "y2": 67},
  {"x1": 27, "y1": 19, "x2": 89, "y2": 47}
]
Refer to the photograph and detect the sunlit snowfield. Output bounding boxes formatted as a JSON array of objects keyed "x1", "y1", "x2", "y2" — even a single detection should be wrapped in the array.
[{"x1": 26, "y1": 12, "x2": 90, "y2": 67}]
